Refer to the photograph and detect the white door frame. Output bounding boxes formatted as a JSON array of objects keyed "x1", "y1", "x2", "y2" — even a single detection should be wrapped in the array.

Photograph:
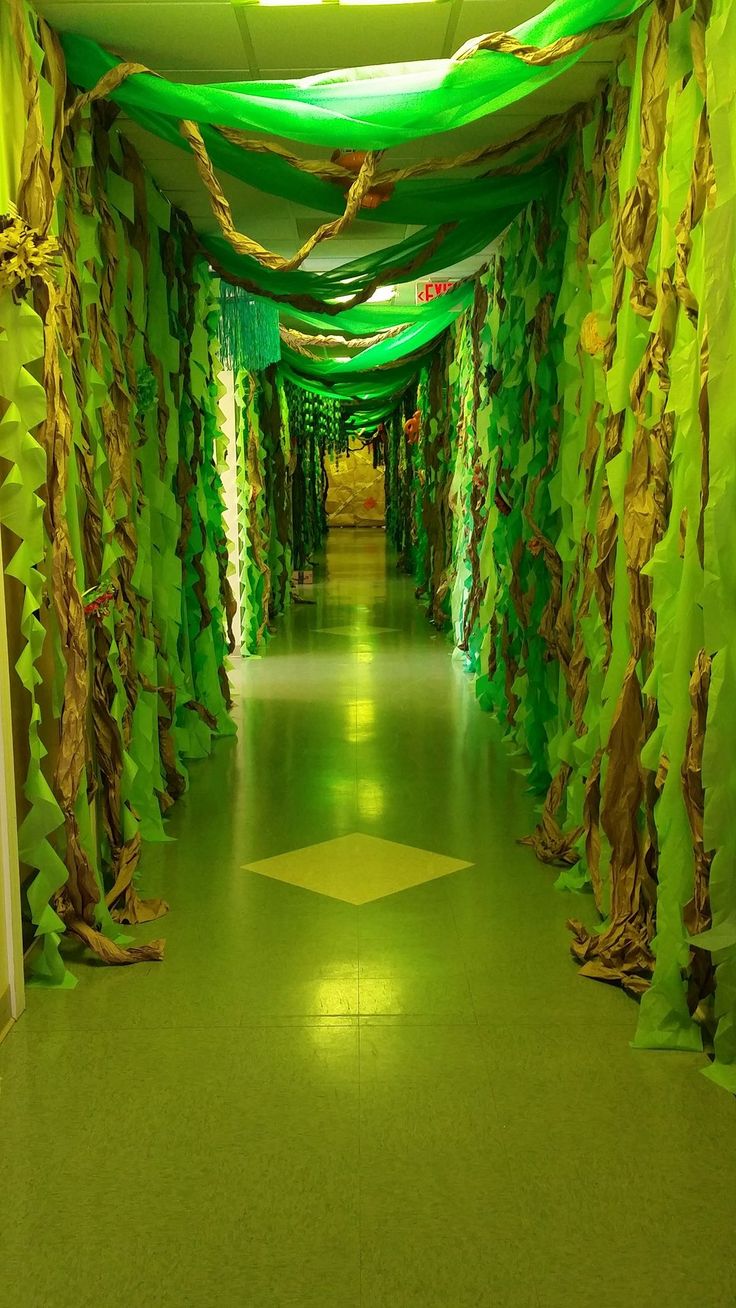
[{"x1": 0, "y1": 524, "x2": 25, "y2": 1041}]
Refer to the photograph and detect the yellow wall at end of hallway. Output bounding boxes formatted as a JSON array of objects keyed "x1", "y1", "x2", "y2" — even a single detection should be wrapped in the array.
[{"x1": 326, "y1": 444, "x2": 385, "y2": 528}]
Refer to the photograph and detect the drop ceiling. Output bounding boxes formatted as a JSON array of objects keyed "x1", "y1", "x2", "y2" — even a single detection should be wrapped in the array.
[{"x1": 34, "y1": 0, "x2": 629, "y2": 300}]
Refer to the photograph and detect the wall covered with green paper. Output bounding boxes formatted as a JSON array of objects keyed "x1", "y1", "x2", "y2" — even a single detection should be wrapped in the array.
[
  {"x1": 387, "y1": 0, "x2": 736, "y2": 1093},
  {"x1": 4, "y1": 0, "x2": 734, "y2": 1103},
  {"x1": 231, "y1": 367, "x2": 328, "y2": 654},
  {"x1": 0, "y1": 1, "x2": 235, "y2": 984}
]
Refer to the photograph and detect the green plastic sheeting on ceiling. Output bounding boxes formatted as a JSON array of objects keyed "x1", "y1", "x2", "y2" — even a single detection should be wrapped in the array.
[
  {"x1": 276, "y1": 288, "x2": 471, "y2": 423},
  {"x1": 282, "y1": 354, "x2": 420, "y2": 403},
  {"x1": 76, "y1": 99, "x2": 565, "y2": 230},
  {"x1": 251, "y1": 279, "x2": 477, "y2": 438},
  {"x1": 61, "y1": 0, "x2": 642, "y2": 149},
  {"x1": 284, "y1": 282, "x2": 473, "y2": 375},
  {"x1": 203, "y1": 201, "x2": 530, "y2": 304},
  {"x1": 281, "y1": 301, "x2": 425, "y2": 335},
  {"x1": 281, "y1": 352, "x2": 421, "y2": 429}
]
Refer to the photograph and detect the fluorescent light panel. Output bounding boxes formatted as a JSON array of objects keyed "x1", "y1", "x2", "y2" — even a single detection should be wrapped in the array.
[
  {"x1": 253, "y1": 0, "x2": 437, "y2": 6},
  {"x1": 366, "y1": 285, "x2": 397, "y2": 303}
]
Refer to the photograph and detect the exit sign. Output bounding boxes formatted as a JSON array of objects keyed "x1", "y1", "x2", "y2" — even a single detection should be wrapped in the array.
[{"x1": 415, "y1": 280, "x2": 456, "y2": 304}]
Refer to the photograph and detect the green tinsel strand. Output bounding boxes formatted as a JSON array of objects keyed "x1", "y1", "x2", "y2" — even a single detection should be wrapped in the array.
[{"x1": 219, "y1": 284, "x2": 281, "y2": 373}]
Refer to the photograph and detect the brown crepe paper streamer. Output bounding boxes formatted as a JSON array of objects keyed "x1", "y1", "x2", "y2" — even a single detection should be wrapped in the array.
[
  {"x1": 6, "y1": 3, "x2": 168, "y2": 963},
  {"x1": 558, "y1": 0, "x2": 715, "y2": 993},
  {"x1": 568, "y1": 657, "x2": 655, "y2": 994},
  {"x1": 456, "y1": 283, "x2": 490, "y2": 652},
  {"x1": 280, "y1": 322, "x2": 408, "y2": 358},
  {"x1": 61, "y1": 104, "x2": 171, "y2": 931},
  {"x1": 218, "y1": 98, "x2": 592, "y2": 189}
]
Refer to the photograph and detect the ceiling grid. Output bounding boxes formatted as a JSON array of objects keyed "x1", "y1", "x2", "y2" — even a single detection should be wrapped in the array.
[
  {"x1": 35, "y1": 0, "x2": 628, "y2": 285},
  {"x1": 233, "y1": 4, "x2": 262, "y2": 78}
]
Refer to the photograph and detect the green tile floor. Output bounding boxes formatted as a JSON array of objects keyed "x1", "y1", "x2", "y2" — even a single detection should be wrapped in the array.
[{"x1": 2, "y1": 528, "x2": 735, "y2": 1307}]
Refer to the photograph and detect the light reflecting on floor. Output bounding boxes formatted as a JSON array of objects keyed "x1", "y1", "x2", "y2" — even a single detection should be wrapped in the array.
[{"x1": 2, "y1": 528, "x2": 735, "y2": 1307}]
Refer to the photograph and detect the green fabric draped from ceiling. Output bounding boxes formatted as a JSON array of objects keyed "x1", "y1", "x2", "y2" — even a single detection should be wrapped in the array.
[
  {"x1": 56, "y1": 0, "x2": 622, "y2": 332},
  {"x1": 275, "y1": 284, "x2": 474, "y2": 425},
  {"x1": 282, "y1": 356, "x2": 420, "y2": 404},
  {"x1": 285, "y1": 282, "x2": 474, "y2": 373},
  {"x1": 344, "y1": 401, "x2": 405, "y2": 430},
  {"x1": 60, "y1": 0, "x2": 642, "y2": 149},
  {"x1": 281, "y1": 356, "x2": 419, "y2": 428},
  {"x1": 75, "y1": 100, "x2": 564, "y2": 229},
  {"x1": 203, "y1": 200, "x2": 533, "y2": 303},
  {"x1": 282, "y1": 301, "x2": 425, "y2": 334},
  {"x1": 58, "y1": 0, "x2": 639, "y2": 424}
]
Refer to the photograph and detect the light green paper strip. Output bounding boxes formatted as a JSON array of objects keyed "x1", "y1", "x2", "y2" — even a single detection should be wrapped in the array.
[{"x1": 699, "y1": 0, "x2": 736, "y2": 1092}]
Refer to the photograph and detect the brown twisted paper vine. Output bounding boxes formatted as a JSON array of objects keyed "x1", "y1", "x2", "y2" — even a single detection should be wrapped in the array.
[
  {"x1": 523, "y1": 73, "x2": 631, "y2": 872},
  {"x1": 453, "y1": 9, "x2": 645, "y2": 64},
  {"x1": 59, "y1": 8, "x2": 644, "y2": 277},
  {"x1": 216, "y1": 98, "x2": 594, "y2": 189},
  {"x1": 279, "y1": 322, "x2": 408, "y2": 357},
  {"x1": 7, "y1": 4, "x2": 166, "y2": 964},
  {"x1": 181, "y1": 119, "x2": 383, "y2": 273}
]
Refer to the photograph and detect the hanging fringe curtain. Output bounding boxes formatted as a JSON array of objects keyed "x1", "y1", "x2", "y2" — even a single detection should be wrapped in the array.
[{"x1": 219, "y1": 283, "x2": 281, "y2": 373}]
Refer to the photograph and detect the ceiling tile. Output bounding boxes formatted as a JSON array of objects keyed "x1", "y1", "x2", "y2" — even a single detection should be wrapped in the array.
[
  {"x1": 452, "y1": 0, "x2": 542, "y2": 49},
  {"x1": 39, "y1": 0, "x2": 630, "y2": 280},
  {"x1": 452, "y1": 2, "x2": 629, "y2": 64},
  {"x1": 246, "y1": 6, "x2": 451, "y2": 70},
  {"x1": 295, "y1": 216, "x2": 407, "y2": 243},
  {"x1": 36, "y1": 2, "x2": 249, "y2": 70}
]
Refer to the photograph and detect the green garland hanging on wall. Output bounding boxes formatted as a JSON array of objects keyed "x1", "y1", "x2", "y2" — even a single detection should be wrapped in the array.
[{"x1": 219, "y1": 283, "x2": 281, "y2": 373}]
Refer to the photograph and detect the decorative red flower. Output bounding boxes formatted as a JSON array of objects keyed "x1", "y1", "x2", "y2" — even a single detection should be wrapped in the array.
[{"x1": 83, "y1": 586, "x2": 116, "y2": 622}]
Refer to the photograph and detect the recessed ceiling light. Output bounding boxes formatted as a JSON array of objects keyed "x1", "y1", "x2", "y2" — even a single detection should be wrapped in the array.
[
  {"x1": 252, "y1": 0, "x2": 437, "y2": 5},
  {"x1": 367, "y1": 285, "x2": 396, "y2": 303},
  {"x1": 340, "y1": 0, "x2": 434, "y2": 5}
]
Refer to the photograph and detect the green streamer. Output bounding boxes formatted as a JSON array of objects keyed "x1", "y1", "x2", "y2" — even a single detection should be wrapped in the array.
[
  {"x1": 287, "y1": 283, "x2": 473, "y2": 377},
  {"x1": 61, "y1": 2, "x2": 642, "y2": 150},
  {"x1": 69, "y1": 96, "x2": 565, "y2": 235},
  {"x1": 694, "y1": 0, "x2": 736, "y2": 1092},
  {"x1": 219, "y1": 283, "x2": 281, "y2": 373},
  {"x1": 202, "y1": 200, "x2": 537, "y2": 307},
  {"x1": 0, "y1": 15, "x2": 71, "y2": 986}
]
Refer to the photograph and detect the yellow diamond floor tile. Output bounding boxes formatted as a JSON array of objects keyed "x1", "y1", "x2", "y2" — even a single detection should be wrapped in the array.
[{"x1": 244, "y1": 832, "x2": 472, "y2": 905}]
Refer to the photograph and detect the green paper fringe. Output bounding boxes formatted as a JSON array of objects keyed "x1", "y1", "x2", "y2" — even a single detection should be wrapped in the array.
[{"x1": 219, "y1": 284, "x2": 281, "y2": 374}]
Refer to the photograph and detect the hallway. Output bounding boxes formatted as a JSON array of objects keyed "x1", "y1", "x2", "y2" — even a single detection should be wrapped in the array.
[{"x1": 2, "y1": 530, "x2": 735, "y2": 1307}]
